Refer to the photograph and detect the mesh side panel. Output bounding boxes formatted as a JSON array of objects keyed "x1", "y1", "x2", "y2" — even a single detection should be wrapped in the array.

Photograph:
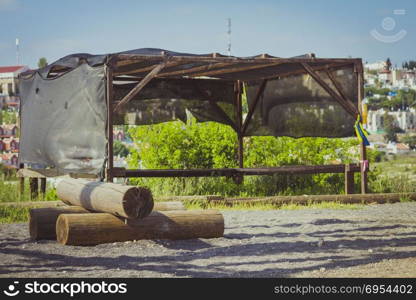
[
  {"x1": 113, "y1": 78, "x2": 236, "y2": 127},
  {"x1": 245, "y1": 67, "x2": 358, "y2": 137}
]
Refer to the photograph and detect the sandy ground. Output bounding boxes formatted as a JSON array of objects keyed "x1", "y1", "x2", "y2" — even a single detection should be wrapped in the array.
[{"x1": 1, "y1": 202, "x2": 416, "y2": 277}]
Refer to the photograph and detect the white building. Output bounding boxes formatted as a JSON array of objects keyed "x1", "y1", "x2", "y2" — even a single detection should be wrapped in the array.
[
  {"x1": 367, "y1": 108, "x2": 416, "y2": 133},
  {"x1": 365, "y1": 61, "x2": 387, "y2": 71},
  {"x1": 0, "y1": 65, "x2": 29, "y2": 110}
]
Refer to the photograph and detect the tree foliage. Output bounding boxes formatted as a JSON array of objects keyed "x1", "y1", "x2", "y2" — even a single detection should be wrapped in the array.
[
  {"x1": 37, "y1": 57, "x2": 48, "y2": 69},
  {"x1": 114, "y1": 140, "x2": 129, "y2": 157},
  {"x1": 127, "y1": 120, "x2": 368, "y2": 196},
  {"x1": 383, "y1": 113, "x2": 401, "y2": 143}
]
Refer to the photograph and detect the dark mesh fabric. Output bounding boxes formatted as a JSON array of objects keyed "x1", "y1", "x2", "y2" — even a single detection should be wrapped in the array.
[
  {"x1": 113, "y1": 78, "x2": 236, "y2": 128},
  {"x1": 244, "y1": 67, "x2": 358, "y2": 137}
]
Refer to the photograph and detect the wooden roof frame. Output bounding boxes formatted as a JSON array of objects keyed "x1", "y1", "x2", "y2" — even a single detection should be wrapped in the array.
[{"x1": 103, "y1": 53, "x2": 367, "y2": 194}]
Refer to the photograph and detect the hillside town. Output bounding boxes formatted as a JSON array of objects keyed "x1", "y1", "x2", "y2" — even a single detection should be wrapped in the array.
[{"x1": 364, "y1": 58, "x2": 416, "y2": 154}]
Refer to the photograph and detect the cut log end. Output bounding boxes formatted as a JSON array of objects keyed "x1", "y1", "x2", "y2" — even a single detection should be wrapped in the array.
[
  {"x1": 56, "y1": 215, "x2": 69, "y2": 245},
  {"x1": 123, "y1": 187, "x2": 154, "y2": 219}
]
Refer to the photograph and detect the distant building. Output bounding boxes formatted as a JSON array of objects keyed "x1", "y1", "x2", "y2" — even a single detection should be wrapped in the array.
[
  {"x1": 0, "y1": 124, "x2": 18, "y2": 137},
  {"x1": 367, "y1": 108, "x2": 416, "y2": 133},
  {"x1": 0, "y1": 152, "x2": 18, "y2": 167},
  {"x1": 365, "y1": 61, "x2": 387, "y2": 71},
  {"x1": 386, "y1": 142, "x2": 411, "y2": 154},
  {"x1": 0, "y1": 65, "x2": 29, "y2": 110},
  {"x1": 378, "y1": 69, "x2": 391, "y2": 84}
]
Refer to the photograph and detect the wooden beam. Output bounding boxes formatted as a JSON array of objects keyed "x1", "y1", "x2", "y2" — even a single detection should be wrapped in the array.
[
  {"x1": 115, "y1": 54, "x2": 362, "y2": 65},
  {"x1": 112, "y1": 164, "x2": 361, "y2": 178},
  {"x1": 29, "y1": 178, "x2": 38, "y2": 200},
  {"x1": 236, "y1": 81, "x2": 243, "y2": 168},
  {"x1": 189, "y1": 62, "x2": 283, "y2": 77},
  {"x1": 157, "y1": 62, "x2": 235, "y2": 77},
  {"x1": 325, "y1": 69, "x2": 359, "y2": 115},
  {"x1": 40, "y1": 178, "x2": 46, "y2": 198},
  {"x1": 301, "y1": 63, "x2": 358, "y2": 117},
  {"x1": 344, "y1": 164, "x2": 355, "y2": 194},
  {"x1": 106, "y1": 64, "x2": 114, "y2": 182},
  {"x1": 113, "y1": 60, "x2": 168, "y2": 112},
  {"x1": 114, "y1": 60, "x2": 185, "y2": 76},
  {"x1": 241, "y1": 80, "x2": 267, "y2": 135},
  {"x1": 17, "y1": 168, "x2": 98, "y2": 178}
]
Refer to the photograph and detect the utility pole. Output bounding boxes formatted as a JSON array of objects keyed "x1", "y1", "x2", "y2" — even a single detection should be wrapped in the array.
[
  {"x1": 16, "y1": 38, "x2": 20, "y2": 65},
  {"x1": 227, "y1": 18, "x2": 231, "y2": 56}
]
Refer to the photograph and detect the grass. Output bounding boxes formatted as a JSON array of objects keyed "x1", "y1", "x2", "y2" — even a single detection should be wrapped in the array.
[
  {"x1": 0, "y1": 177, "x2": 58, "y2": 224},
  {"x1": 0, "y1": 206, "x2": 29, "y2": 223},
  {"x1": 183, "y1": 198, "x2": 364, "y2": 211},
  {"x1": 0, "y1": 152, "x2": 415, "y2": 223}
]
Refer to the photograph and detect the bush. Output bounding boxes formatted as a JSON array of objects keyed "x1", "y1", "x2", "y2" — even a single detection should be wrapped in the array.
[{"x1": 127, "y1": 120, "x2": 367, "y2": 196}]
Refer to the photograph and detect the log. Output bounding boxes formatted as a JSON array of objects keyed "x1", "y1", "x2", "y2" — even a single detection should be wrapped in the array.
[
  {"x1": 29, "y1": 206, "x2": 86, "y2": 240},
  {"x1": 56, "y1": 178, "x2": 154, "y2": 219},
  {"x1": 29, "y1": 202, "x2": 186, "y2": 240},
  {"x1": 56, "y1": 210, "x2": 224, "y2": 246}
]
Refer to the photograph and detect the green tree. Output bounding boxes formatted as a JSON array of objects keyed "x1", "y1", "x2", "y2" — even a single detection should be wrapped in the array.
[
  {"x1": 402, "y1": 135, "x2": 416, "y2": 150},
  {"x1": 383, "y1": 113, "x2": 400, "y2": 142},
  {"x1": 386, "y1": 57, "x2": 392, "y2": 70},
  {"x1": 114, "y1": 140, "x2": 129, "y2": 157},
  {"x1": 37, "y1": 57, "x2": 48, "y2": 69}
]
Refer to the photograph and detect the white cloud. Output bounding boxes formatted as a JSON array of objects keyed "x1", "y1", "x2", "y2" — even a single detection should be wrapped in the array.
[{"x1": 0, "y1": 0, "x2": 19, "y2": 11}]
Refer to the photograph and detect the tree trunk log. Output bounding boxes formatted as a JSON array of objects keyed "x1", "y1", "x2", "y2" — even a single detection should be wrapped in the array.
[
  {"x1": 29, "y1": 202, "x2": 186, "y2": 240},
  {"x1": 56, "y1": 178, "x2": 153, "y2": 219},
  {"x1": 56, "y1": 210, "x2": 224, "y2": 245}
]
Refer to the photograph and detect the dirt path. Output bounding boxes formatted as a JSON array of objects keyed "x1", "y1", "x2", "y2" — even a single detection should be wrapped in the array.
[{"x1": 1, "y1": 202, "x2": 416, "y2": 277}]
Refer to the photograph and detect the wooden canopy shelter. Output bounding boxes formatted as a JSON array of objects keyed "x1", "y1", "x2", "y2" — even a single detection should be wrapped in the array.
[{"x1": 18, "y1": 49, "x2": 367, "y2": 196}]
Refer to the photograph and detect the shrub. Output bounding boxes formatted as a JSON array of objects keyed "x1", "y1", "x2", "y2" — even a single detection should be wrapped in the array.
[{"x1": 127, "y1": 120, "x2": 367, "y2": 196}]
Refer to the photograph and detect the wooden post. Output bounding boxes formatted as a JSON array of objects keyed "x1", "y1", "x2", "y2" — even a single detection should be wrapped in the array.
[
  {"x1": 234, "y1": 81, "x2": 243, "y2": 184},
  {"x1": 40, "y1": 178, "x2": 46, "y2": 198},
  {"x1": 357, "y1": 68, "x2": 368, "y2": 194},
  {"x1": 236, "y1": 80, "x2": 243, "y2": 169},
  {"x1": 105, "y1": 63, "x2": 114, "y2": 182},
  {"x1": 344, "y1": 164, "x2": 355, "y2": 194},
  {"x1": 29, "y1": 178, "x2": 38, "y2": 200},
  {"x1": 19, "y1": 163, "x2": 24, "y2": 197}
]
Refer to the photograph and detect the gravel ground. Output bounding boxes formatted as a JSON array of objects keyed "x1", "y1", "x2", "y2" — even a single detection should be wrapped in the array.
[{"x1": 1, "y1": 202, "x2": 416, "y2": 278}]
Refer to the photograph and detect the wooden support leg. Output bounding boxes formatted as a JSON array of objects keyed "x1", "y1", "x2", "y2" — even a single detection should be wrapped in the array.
[
  {"x1": 344, "y1": 164, "x2": 355, "y2": 194},
  {"x1": 360, "y1": 142, "x2": 368, "y2": 194},
  {"x1": 29, "y1": 178, "x2": 39, "y2": 200},
  {"x1": 19, "y1": 177, "x2": 25, "y2": 198},
  {"x1": 40, "y1": 178, "x2": 46, "y2": 198}
]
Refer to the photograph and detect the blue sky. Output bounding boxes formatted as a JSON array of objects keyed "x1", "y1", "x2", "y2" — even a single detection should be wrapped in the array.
[{"x1": 0, "y1": 0, "x2": 415, "y2": 68}]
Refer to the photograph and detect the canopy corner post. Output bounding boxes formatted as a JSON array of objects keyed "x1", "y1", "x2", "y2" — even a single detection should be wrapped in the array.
[
  {"x1": 105, "y1": 61, "x2": 114, "y2": 182},
  {"x1": 356, "y1": 62, "x2": 368, "y2": 194},
  {"x1": 233, "y1": 80, "x2": 244, "y2": 184},
  {"x1": 236, "y1": 80, "x2": 244, "y2": 169}
]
